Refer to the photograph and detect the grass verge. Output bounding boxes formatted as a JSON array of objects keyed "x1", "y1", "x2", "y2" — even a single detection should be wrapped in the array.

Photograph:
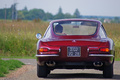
[
  {"x1": 0, "y1": 56, "x2": 36, "y2": 59},
  {"x1": 0, "y1": 59, "x2": 24, "y2": 77},
  {"x1": 115, "y1": 58, "x2": 120, "y2": 61}
]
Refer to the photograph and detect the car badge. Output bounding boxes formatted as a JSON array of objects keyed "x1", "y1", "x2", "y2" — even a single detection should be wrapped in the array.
[{"x1": 72, "y1": 40, "x2": 76, "y2": 42}]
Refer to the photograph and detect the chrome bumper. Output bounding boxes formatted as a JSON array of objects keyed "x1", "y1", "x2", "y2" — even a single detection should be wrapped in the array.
[
  {"x1": 36, "y1": 54, "x2": 114, "y2": 57},
  {"x1": 89, "y1": 54, "x2": 114, "y2": 57},
  {"x1": 36, "y1": 54, "x2": 59, "y2": 57}
]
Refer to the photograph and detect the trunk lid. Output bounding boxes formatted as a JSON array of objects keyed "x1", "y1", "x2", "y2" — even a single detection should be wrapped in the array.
[
  {"x1": 47, "y1": 39, "x2": 101, "y2": 46},
  {"x1": 45, "y1": 39, "x2": 102, "y2": 60}
]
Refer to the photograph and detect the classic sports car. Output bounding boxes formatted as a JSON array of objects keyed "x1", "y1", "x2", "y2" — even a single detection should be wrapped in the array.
[{"x1": 36, "y1": 19, "x2": 115, "y2": 78}]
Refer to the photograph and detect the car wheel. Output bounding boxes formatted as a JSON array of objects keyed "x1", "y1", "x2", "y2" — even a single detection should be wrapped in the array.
[
  {"x1": 103, "y1": 64, "x2": 113, "y2": 78},
  {"x1": 37, "y1": 64, "x2": 48, "y2": 78}
]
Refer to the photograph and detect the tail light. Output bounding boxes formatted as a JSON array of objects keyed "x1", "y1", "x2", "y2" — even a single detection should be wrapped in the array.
[
  {"x1": 39, "y1": 48, "x2": 49, "y2": 52},
  {"x1": 38, "y1": 47, "x2": 60, "y2": 55},
  {"x1": 88, "y1": 47, "x2": 110, "y2": 54},
  {"x1": 100, "y1": 48, "x2": 109, "y2": 52}
]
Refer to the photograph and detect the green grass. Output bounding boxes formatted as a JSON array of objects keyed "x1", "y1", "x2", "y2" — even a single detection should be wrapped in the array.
[
  {"x1": 0, "y1": 56, "x2": 36, "y2": 59},
  {"x1": 0, "y1": 59, "x2": 24, "y2": 77},
  {"x1": 115, "y1": 58, "x2": 120, "y2": 61}
]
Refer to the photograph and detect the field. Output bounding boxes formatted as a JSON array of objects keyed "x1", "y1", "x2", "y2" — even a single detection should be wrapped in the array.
[
  {"x1": 103, "y1": 23, "x2": 120, "y2": 59},
  {"x1": 0, "y1": 20, "x2": 120, "y2": 60},
  {"x1": 0, "y1": 20, "x2": 48, "y2": 57}
]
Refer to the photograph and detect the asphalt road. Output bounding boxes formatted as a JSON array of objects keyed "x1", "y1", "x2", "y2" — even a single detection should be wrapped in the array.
[{"x1": 1, "y1": 59, "x2": 120, "y2": 80}]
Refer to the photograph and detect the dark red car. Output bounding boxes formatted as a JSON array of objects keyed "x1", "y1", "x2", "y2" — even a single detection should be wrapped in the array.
[{"x1": 36, "y1": 19, "x2": 115, "y2": 78}]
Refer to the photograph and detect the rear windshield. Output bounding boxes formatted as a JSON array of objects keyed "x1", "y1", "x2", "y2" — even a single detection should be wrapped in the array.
[{"x1": 53, "y1": 21, "x2": 98, "y2": 36}]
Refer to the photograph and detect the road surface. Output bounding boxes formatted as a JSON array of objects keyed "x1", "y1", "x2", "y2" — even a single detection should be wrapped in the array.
[{"x1": 1, "y1": 59, "x2": 120, "y2": 80}]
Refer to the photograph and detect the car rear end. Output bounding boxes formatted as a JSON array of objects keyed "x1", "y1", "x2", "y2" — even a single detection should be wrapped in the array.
[{"x1": 37, "y1": 39, "x2": 114, "y2": 68}]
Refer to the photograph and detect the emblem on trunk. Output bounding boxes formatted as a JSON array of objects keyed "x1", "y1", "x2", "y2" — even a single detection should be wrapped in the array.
[{"x1": 72, "y1": 40, "x2": 76, "y2": 42}]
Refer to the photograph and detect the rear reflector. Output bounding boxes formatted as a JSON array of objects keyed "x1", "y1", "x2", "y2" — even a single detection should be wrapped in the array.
[
  {"x1": 100, "y1": 48, "x2": 109, "y2": 52},
  {"x1": 39, "y1": 48, "x2": 48, "y2": 52}
]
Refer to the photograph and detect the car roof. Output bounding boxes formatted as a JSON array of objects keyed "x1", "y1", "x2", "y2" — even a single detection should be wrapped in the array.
[{"x1": 50, "y1": 19, "x2": 102, "y2": 24}]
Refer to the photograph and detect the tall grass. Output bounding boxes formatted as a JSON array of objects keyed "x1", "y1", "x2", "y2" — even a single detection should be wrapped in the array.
[
  {"x1": 0, "y1": 20, "x2": 119, "y2": 59},
  {"x1": 0, "y1": 20, "x2": 48, "y2": 56},
  {"x1": 103, "y1": 23, "x2": 120, "y2": 59}
]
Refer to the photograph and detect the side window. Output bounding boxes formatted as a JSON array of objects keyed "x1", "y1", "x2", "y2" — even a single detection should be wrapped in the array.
[
  {"x1": 43, "y1": 26, "x2": 51, "y2": 38},
  {"x1": 99, "y1": 25, "x2": 107, "y2": 38}
]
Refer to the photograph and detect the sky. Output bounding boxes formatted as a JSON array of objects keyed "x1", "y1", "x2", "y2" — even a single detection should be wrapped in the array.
[{"x1": 0, "y1": 0, "x2": 120, "y2": 17}]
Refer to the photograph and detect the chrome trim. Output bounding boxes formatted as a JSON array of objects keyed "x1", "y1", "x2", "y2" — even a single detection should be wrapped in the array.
[
  {"x1": 87, "y1": 47, "x2": 99, "y2": 53},
  {"x1": 89, "y1": 54, "x2": 114, "y2": 57},
  {"x1": 59, "y1": 49, "x2": 61, "y2": 52},
  {"x1": 87, "y1": 48, "x2": 89, "y2": 52},
  {"x1": 36, "y1": 54, "x2": 59, "y2": 57}
]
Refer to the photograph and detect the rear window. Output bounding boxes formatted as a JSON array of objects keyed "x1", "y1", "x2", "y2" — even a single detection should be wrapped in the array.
[{"x1": 53, "y1": 21, "x2": 98, "y2": 36}]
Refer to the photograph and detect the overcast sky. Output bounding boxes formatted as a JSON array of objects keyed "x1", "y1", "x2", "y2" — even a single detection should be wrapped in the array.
[{"x1": 0, "y1": 0, "x2": 120, "y2": 17}]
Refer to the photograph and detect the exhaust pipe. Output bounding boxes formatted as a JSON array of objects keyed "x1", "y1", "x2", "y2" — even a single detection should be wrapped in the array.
[
  {"x1": 93, "y1": 62, "x2": 103, "y2": 67},
  {"x1": 46, "y1": 61, "x2": 56, "y2": 67}
]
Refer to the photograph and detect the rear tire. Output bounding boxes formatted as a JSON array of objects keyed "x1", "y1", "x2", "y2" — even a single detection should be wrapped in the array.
[
  {"x1": 103, "y1": 64, "x2": 113, "y2": 78},
  {"x1": 37, "y1": 64, "x2": 49, "y2": 78}
]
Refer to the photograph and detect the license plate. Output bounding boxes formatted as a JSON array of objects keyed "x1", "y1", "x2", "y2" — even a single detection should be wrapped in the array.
[{"x1": 67, "y1": 47, "x2": 81, "y2": 57}]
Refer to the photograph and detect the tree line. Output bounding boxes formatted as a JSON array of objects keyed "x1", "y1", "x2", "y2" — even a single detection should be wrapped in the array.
[
  {"x1": 0, "y1": 4, "x2": 120, "y2": 23},
  {"x1": 0, "y1": 4, "x2": 80, "y2": 21}
]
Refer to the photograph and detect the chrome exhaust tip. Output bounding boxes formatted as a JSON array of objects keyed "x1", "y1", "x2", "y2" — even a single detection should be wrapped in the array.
[
  {"x1": 46, "y1": 61, "x2": 56, "y2": 67},
  {"x1": 93, "y1": 62, "x2": 103, "y2": 67}
]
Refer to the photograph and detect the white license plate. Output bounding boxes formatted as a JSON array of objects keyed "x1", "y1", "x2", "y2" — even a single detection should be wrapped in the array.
[{"x1": 67, "y1": 47, "x2": 81, "y2": 57}]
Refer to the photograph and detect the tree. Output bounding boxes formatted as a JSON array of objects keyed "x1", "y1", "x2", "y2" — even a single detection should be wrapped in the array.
[
  {"x1": 22, "y1": 6, "x2": 28, "y2": 11},
  {"x1": 0, "y1": 6, "x2": 12, "y2": 19},
  {"x1": 73, "y1": 9, "x2": 80, "y2": 18},
  {"x1": 114, "y1": 17, "x2": 120, "y2": 23},
  {"x1": 25, "y1": 9, "x2": 46, "y2": 20},
  {"x1": 17, "y1": 11, "x2": 25, "y2": 19},
  {"x1": 0, "y1": 9, "x2": 4, "y2": 19},
  {"x1": 64, "y1": 13, "x2": 73, "y2": 18},
  {"x1": 54, "y1": 7, "x2": 64, "y2": 19},
  {"x1": 45, "y1": 12, "x2": 54, "y2": 20},
  {"x1": 58, "y1": 7, "x2": 63, "y2": 14}
]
